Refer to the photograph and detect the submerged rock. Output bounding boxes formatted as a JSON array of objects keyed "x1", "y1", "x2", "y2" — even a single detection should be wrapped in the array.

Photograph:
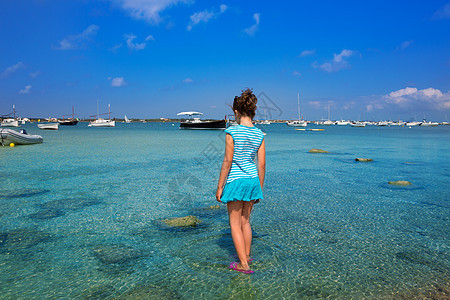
[
  {"x1": 162, "y1": 215, "x2": 201, "y2": 227},
  {"x1": 309, "y1": 148, "x2": 329, "y2": 153},
  {"x1": 93, "y1": 245, "x2": 143, "y2": 265},
  {"x1": 355, "y1": 158, "x2": 373, "y2": 162},
  {"x1": 208, "y1": 205, "x2": 220, "y2": 210},
  {"x1": 0, "y1": 228, "x2": 53, "y2": 252},
  {"x1": 388, "y1": 180, "x2": 412, "y2": 186}
]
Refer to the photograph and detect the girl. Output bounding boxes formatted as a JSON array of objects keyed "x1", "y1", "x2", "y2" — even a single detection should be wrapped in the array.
[{"x1": 216, "y1": 89, "x2": 266, "y2": 274}]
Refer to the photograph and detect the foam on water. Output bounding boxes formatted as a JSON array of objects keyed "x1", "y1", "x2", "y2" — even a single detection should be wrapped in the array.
[{"x1": 1, "y1": 122, "x2": 449, "y2": 298}]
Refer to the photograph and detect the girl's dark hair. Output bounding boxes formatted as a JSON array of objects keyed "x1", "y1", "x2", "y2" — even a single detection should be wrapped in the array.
[{"x1": 233, "y1": 88, "x2": 258, "y2": 119}]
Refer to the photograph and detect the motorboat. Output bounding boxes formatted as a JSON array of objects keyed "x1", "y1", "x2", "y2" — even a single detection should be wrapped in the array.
[
  {"x1": 0, "y1": 128, "x2": 43, "y2": 146},
  {"x1": 38, "y1": 123, "x2": 59, "y2": 130},
  {"x1": 177, "y1": 112, "x2": 226, "y2": 129},
  {"x1": 287, "y1": 92, "x2": 307, "y2": 127},
  {"x1": 420, "y1": 119, "x2": 438, "y2": 127},
  {"x1": 323, "y1": 120, "x2": 334, "y2": 126},
  {"x1": 406, "y1": 121, "x2": 421, "y2": 127},
  {"x1": 351, "y1": 122, "x2": 366, "y2": 127},
  {"x1": 286, "y1": 120, "x2": 307, "y2": 127},
  {"x1": 376, "y1": 121, "x2": 389, "y2": 126},
  {"x1": 336, "y1": 120, "x2": 350, "y2": 125},
  {"x1": 59, "y1": 106, "x2": 79, "y2": 126},
  {"x1": 1, "y1": 118, "x2": 19, "y2": 127},
  {"x1": 89, "y1": 103, "x2": 115, "y2": 127}
]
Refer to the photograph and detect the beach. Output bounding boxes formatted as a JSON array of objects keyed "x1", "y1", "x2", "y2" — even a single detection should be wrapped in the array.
[{"x1": 1, "y1": 122, "x2": 449, "y2": 298}]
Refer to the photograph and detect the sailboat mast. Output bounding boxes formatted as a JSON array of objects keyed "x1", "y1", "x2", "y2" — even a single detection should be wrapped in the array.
[
  {"x1": 97, "y1": 99, "x2": 99, "y2": 119},
  {"x1": 297, "y1": 92, "x2": 300, "y2": 121},
  {"x1": 13, "y1": 105, "x2": 16, "y2": 118},
  {"x1": 108, "y1": 104, "x2": 111, "y2": 121},
  {"x1": 72, "y1": 106, "x2": 74, "y2": 119}
]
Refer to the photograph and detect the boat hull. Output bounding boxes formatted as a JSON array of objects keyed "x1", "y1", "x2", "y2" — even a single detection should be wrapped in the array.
[
  {"x1": 286, "y1": 121, "x2": 307, "y2": 127},
  {"x1": 180, "y1": 120, "x2": 226, "y2": 130},
  {"x1": 59, "y1": 120, "x2": 78, "y2": 126},
  {"x1": 0, "y1": 129, "x2": 43, "y2": 145},
  {"x1": 88, "y1": 120, "x2": 116, "y2": 127},
  {"x1": 1, "y1": 120, "x2": 19, "y2": 127},
  {"x1": 38, "y1": 123, "x2": 59, "y2": 130}
]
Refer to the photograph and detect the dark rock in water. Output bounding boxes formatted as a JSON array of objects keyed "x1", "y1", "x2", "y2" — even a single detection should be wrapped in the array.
[
  {"x1": 308, "y1": 148, "x2": 329, "y2": 153},
  {"x1": 0, "y1": 189, "x2": 50, "y2": 199},
  {"x1": 355, "y1": 158, "x2": 373, "y2": 162},
  {"x1": 162, "y1": 215, "x2": 201, "y2": 227},
  {"x1": 29, "y1": 209, "x2": 65, "y2": 220},
  {"x1": 388, "y1": 180, "x2": 412, "y2": 186},
  {"x1": 93, "y1": 245, "x2": 143, "y2": 265},
  {"x1": 38, "y1": 198, "x2": 102, "y2": 211},
  {"x1": 118, "y1": 283, "x2": 180, "y2": 300},
  {"x1": 0, "y1": 228, "x2": 53, "y2": 253}
]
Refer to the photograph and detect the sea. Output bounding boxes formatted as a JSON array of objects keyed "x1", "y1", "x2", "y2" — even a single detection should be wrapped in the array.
[{"x1": 1, "y1": 122, "x2": 449, "y2": 299}]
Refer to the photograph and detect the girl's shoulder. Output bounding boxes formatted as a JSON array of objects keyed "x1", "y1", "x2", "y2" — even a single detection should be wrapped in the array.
[{"x1": 226, "y1": 125, "x2": 263, "y2": 137}]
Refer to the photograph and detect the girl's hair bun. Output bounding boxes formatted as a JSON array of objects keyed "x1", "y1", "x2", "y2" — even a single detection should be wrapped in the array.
[{"x1": 233, "y1": 88, "x2": 258, "y2": 119}]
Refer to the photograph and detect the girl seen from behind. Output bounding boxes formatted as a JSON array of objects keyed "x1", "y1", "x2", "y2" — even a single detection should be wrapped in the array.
[{"x1": 216, "y1": 88, "x2": 266, "y2": 274}]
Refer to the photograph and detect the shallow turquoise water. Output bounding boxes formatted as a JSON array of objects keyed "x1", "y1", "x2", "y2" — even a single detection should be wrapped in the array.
[{"x1": 1, "y1": 123, "x2": 449, "y2": 299}]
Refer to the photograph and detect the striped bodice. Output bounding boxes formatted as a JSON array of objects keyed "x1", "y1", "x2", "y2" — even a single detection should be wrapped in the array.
[{"x1": 225, "y1": 125, "x2": 264, "y2": 183}]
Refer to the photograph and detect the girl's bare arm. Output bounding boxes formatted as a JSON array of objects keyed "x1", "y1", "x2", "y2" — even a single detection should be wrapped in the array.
[
  {"x1": 216, "y1": 134, "x2": 234, "y2": 202},
  {"x1": 257, "y1": 139, "x2": 266, "y2": 189}
]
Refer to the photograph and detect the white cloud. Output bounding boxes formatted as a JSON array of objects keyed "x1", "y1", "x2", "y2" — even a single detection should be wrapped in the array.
[
  {"x1": 244, "y1": 13, "x2": 260, "y2": 36},
  {"x1": 56, "y1": 25, "x2": 99, "y2": 50},
  {"x1": 187, "y1": 4, "x2": 228, "y2": 31},
  {"x1": 1, "y1": 61, "x2": 25, "y2": 79},
  {"x1": 299, "y1": 49, "x2": 316, "y2": 57},
  {"x1": 19, "y1": 85, "x2": 32, "y2": 94},
  {"x1": 432, "y1": 3, "x2": 450, "y2": 20},
  {"x1": 292, "y1": 70, "x2": 301, "y2": 77},
  {"x1": 114, "y1": 0, "x2": 189, "y2": 24},
  {"x1": 110, "y1": 77, "x2": 126, "y2": 87},
  {"x1": 125, "y1": 33, "x2": 153, "y2": 51},
  {"x1": 399, "y1": 40, "x2": 413, "y2": 50},
  {"x1": 110, "y1": 43, "x2": 123, "y2": 52},
  {"x1": 384, "y1": 87, "x2": 449, "y2": 109},
  {"x1": 183, "y1": 78, "x2": 193, "y2": 83},
  {"x1": 29, "y1": 71, "x2": 41, "y2": 79},
  {"x1": 314, "y1": 49, "x2": 355, "y2": 73}
]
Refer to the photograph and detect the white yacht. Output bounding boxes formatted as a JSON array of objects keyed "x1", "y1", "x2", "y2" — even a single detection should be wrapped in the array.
[
  {"x1": 287, "y1": 92, "x2": 307, "y2": 127},
  {"x1": 89, "y1": 103, "x2": 115, "y2": 127},
  {"x1": 1, "y1": 105, "x2": 19, "y2": 127},
  {"x1": 336, "y1": 120, "x2": 350, "y2": 125},
  {"x1": 420, "y1": 120, "x2": 438, "y2": 127}
]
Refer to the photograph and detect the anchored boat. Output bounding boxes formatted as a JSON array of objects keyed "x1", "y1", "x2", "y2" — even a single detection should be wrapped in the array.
[
  {"x1": 0, "y1": 128, "x2": 43, "y2": 146},
  {"x1": 177, "y1": 112, "x2": 226, "y2": 129}
]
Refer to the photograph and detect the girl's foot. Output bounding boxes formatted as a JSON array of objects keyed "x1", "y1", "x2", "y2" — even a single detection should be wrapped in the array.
[{"x1": 229, "y1": 262, "x2": 254, "y2": 274}]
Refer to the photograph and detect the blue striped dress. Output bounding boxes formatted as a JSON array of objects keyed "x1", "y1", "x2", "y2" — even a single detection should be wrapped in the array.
[{"x1": 220, "y1": 125, "x2": 264, "y2": 204}]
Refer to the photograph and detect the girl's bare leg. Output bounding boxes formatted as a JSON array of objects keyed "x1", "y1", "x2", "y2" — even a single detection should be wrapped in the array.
[
  {"x1": 241, "y1": 200, "x2": 254, "y2": 261},
  {"x1": 227, "y1": 201, "x2": 250, "y2": 270}
]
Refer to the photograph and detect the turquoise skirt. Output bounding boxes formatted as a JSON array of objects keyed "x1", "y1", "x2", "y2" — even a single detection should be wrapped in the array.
[{"x1": 220, "y1": 177, "x2": 263, "y2": 204}]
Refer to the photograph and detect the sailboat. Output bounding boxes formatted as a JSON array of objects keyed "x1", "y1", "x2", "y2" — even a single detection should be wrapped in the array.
[
  {"x1": 88, "y1": 102, "x2": 115, "y2": 127},
  {"x1": 1, "y1": 105, "x2": 20, "y2": 127},
  {"x1": 323, "y1": 104, "x2": 334, "y2": 125},
  {"x1": 59, "y1": 106, "x2": 79, "y2": 125},
  {"x1": 124, "y1": 115, "x2": 131, "y2": 123},
  {"x1": 286, "y1": 92, "x2": 307, "y2": 127}
]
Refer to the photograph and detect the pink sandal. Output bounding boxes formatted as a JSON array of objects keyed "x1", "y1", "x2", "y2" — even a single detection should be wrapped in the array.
[{"x1": 229, "y1": 262, "x2": 254, "y2": 274}]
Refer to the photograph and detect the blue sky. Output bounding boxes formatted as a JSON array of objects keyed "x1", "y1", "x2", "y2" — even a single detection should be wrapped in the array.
[{"x1": 1, "y1": 0, "x2": 449, "y2": 121}]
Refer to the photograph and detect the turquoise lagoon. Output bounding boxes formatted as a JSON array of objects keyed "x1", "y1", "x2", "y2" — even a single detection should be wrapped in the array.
[{"x1": 1, "y1": 123, "x2": 449, "y2": 299}]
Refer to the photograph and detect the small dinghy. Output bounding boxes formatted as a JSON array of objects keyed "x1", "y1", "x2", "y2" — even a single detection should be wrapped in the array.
[
  {"x1": 0, "y1": 128, "x2": 43, "y2": 146},
  {"x1": 38, "y1": 123, "x2": 59, "y2": 130}
]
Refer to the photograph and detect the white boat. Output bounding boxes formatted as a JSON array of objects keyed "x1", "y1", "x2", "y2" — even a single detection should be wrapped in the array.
[
  {"x1": 1, "y1": 118, "x2": 19, "y2": 127},
  {"x1": 0, "y1": 128, "x2": 43, "y2": 146},
  {"x1": 38, "y1": 123, "x2": 59, "y2": 130},
  {"x1": 406, "y1": 121, "x2": 421, "y2": 127},
  {"x1": 287, "y1": 92, "x2": 307, "y2": 127},
  {"x1": 88, "y1": 118, "x2": 116, "y2": 127},
  {"x1": 420, "y1": 119, "x2": 438, "y2": 127},
  {"x1": 323, "y1": 120, "x2": 334, "y2": 126},
  {"x1": 1, "y1": 105, "x2": 19, "y2": 127},
  {"x1": 177, "y1": 111, "x2": 226, "y2": 129},
  {"x1": 124, "y1": 115, "x2": 131, "y2": 123},
  {"x1": 351, "y1": 122, "x2": 366, "y2": 127},
  {"x1": 89, "y1": 103, "x2": 115, "y2": 127},
  {"x1": 336, "y1": 120, "x2": 350, "y2": 125},
  {"x1": 376, "y1": 121, "x2": 389, "y2": 126}
]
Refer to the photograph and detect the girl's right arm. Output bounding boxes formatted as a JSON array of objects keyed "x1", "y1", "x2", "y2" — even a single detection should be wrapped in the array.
[
  {"x1": 257, "y1": 139, "x2": 266, "y2": 189},
  {"x1": 216, "y1": 133, "x2": 234, "y2": 202}
]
